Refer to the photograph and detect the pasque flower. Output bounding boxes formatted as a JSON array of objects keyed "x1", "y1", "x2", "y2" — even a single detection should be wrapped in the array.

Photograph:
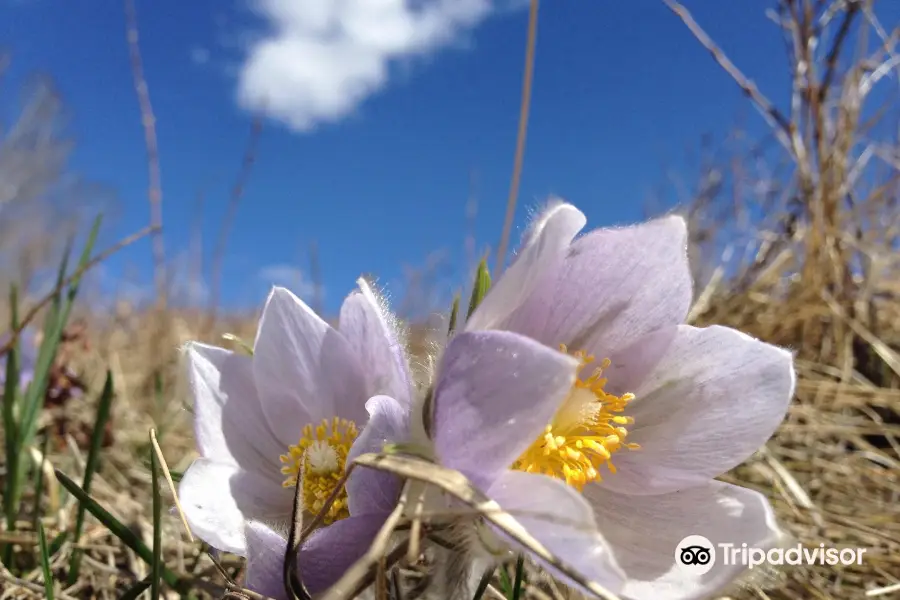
[
  {"x1": 241, "y1": 324, "x2": 625, "y2": 597},
  {"x1": 226, "y1": 200, "x2": 795, "y2": 600},
  {"x1": 178, "y1": 280, "x2": 414, "y2": 593},
  {"x1": 438, "y1": 200, "x2": 796, "y2": 599}
]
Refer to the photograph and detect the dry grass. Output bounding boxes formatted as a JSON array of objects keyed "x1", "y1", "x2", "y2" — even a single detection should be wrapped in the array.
[{"x1": 1, "y1": 0, "x2": 899, "y2": 598}]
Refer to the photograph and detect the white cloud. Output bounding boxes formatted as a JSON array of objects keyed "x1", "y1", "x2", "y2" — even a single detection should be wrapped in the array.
[
  {"x1": 235, "y1": 0, "x2": 500, "y2": 132},
  {"x1": 258, "y1": 264, "x2": 319, "y2": 299},
  {"x1": 190, "y1": 46, "x2": 211, "y2": 65}
]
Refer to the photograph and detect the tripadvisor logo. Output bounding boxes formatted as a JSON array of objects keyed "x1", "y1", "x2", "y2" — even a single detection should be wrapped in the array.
[{"x1": 675, "y1": 535, "x2": 867, "y2": 574}]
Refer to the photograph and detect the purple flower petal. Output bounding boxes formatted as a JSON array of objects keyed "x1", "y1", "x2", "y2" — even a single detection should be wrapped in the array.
[
  {"x1": 504, "y1": 216, "x2": 692, "y2": 357},
  {"x1": 244, "y1": 514, "x2": 386, "y2": 596},
  {"x1": 346, "y1": 395, "x2": 408, "y2": 516},
  {"x1": 244, "y1": 521, "x2": 290, "y2": 600},
  {"x1": 584, "y1": 481, "x2": 783, "y2": 600},
  {"x1": 253, "y1": 287, "x2": 367, "y2": 447},
  {"x1": 485, "y1": 471, "x2": 626, "y2": 596},
  {"x1": 339, "y1": 279, "x2": 413, "y2": 407},
  {"x1": 297, "y1": 513, "x2": 387, "y2": 594},
  {"x1": 601, "y1": 326, "x2": 678, "y2": 397},
  {"x1": 186, "y1": 343, "x2": 285, "y2": 483},
  {"x1": 178, "y1": 459, "x2": 292, "y2": 555},
  {"x1": 467, "y1": 202, "x2": 586, "y2": 332},
  {"x1": 599, "y1": 325, "x2": 795, "y2": 496},
  {"x1": 433, "y1": 330, "x2": 578, "y2": 491}
]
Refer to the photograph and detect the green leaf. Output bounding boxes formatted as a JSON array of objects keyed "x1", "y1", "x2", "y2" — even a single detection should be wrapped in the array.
[
  {"x1": 54, "y1": 469, "x2": 188, "y2": 592},
  {"x1": 20, "y1": 217, "x2": 101, "y2": 471},
  {"x1": 38, "y1": 521, "x2": 55, "y2": 600},
  {"x1": 448, "y1": 294, "x2": 460, "y2": 336},
  {"x1": 68, "y1": 371, "x2": 115, "y2": 584},
  {"x1": 499, "y1": 564, "x2": 513, "y2": 598},
  {"x1": 3, "y1": 285, "x2": 21, "y2": 542},
  {"x1": 150, "y1": 431, "x2": 163, "y2": 600},
  {"x1": 120, "y1": 577, "x2": 152, "y2": 600},
  {"x1": 466, "y1": 259, "x2": 492, "y2": 321},
  {"x1": 48, "y1": 532, "x2": 68, "y2": 557},
  {"x1": 12, "y1": 218, "x2": 102, "y2": 523}
]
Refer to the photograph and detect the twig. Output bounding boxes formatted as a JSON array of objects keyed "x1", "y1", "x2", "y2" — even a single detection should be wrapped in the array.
[
  {"x1": 0, "y1": 225, "x2": 158, "y2": 358},
  {"x1": 149, "y1": 429, "x2": 193, "y2": 542},
  {"x1": 867, "y1": 582, "x2": 900, "y2": 597},
  {"x1": 818, "y1": 0, "x2": 861, "y2": 102},
  {"x1": 662, "y1": 0, "x2": 796, "y2": 156},
  {"x1": 495, "y1": 0, "x2": 539, "y2": 275},
  {"x1": 353, "y1": 453, "x2": 623, "y2": 600},
  {"x1": 284, "y1": 465, "x2": 311, "y2": 600},
  {"x1": 124, "y1": 0, "x2": 166, "y2": 309},
  {"x1": 207, "y1": 117, "x2": 263, "y2": 326},
  {"x1": 0, "y1": 567, "x2": 79, "y2": 600}
]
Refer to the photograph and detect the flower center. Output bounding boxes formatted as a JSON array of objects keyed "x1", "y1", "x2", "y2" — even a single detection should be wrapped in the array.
[
  {"x1": 513, "y1": 344, "x2": 639, "y2": 491},
  {"x1": 280, "y1": 417, "x2": 359, "y2": 525}
]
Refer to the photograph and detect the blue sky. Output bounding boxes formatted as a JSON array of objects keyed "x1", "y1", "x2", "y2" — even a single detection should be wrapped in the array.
[{"x1": 1, "y1": 0, "x2": 895, "y2": 315}]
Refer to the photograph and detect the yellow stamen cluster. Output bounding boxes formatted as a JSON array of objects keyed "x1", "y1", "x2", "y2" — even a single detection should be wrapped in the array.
[
  {"x1": 280, "y1": 417, "x2": 358, "y2": 524},
  {"x1": 513, "y1": 344, "x2": 639, "y2": 491}
]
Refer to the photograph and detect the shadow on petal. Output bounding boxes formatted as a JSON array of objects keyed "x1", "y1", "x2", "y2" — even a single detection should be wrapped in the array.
[{"x1": 584, "y1": 481, "x2": 783, "y2": 600}]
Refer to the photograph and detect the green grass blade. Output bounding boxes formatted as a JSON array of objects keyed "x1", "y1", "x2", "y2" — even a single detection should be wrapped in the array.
[
  {"x1": 19, "y1": 267, "x2": 70, "y2": 452},
  {"x1": 68, "y1": 370, "x2": 115, "y2": 584},
  {"x1": 448, "y1": 293, "x2": 460, "y2": 336},
  {"x1": 16, "y1": 218, "x2": 102, "y2": 510},
  {"x1": 38, "y1": 521, "x2": 55, "y2": 600},
  {"x1": 67, "y1": 215, "x2": 102, "y2": 292},
  {"x1": 466, "y1": 258, "x2": 492, "y2": 320},
  {"x1": 54, "y1": 469, "x2": 187, "y2": 591},
  {"x1": 31, "y1": 433, "x2": 50, "y2": 532},
  {"x1": 120, "y1": 577, "x2": 153, "y2": 600},
  {"x1": 48, "y1": 532, "x2": 68, "y2": 557},
  {"x1": 511, "y1": 555, "x2": 526, "y2": 600},
  {"x1": 2, "y1": 285, "x2": 21, "y2": 564},
  {"x1": 48, "y1": 237, "x2": 73, "y2": 319},
  {"x1": 150, "y1": 431, "x2": 162, "y2": 600},
  {"x1": 153, "y1": 370, "x2": 166, "y2": 441},
  {"x1": 499, "y1": 565, "x2": 513, "y2": 598}
]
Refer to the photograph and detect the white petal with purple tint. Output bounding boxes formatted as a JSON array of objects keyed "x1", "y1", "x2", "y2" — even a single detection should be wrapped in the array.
[
  {"x1": 504, "y1": 215, "x2": 692, "y2": 354},
  {"x1": 432, "y1": 330, "x2": 578, "y2": 491},
  {"x1": 253, "y1": 287, "x2": 367, "y2": 446},
  {"x1": 186, "y1": 342, "x2": 284, "y2": 482},
  {"x1": 584, "y1": 481, "x2": 783, "y2": 600},
  {"x1": 339, "y1": 278, "x2": 412, "y2": 408},
  {"x1": 485, "y1": 471, "x2": 626, "y2": 596},
  {"x1": 178, "y1": 459, "x2": 292, "y2": 555},
  {"x1": 346, "y1": 394, "x2": 408, "y2": 516},
  {"x1": 467, "y1": 202, "x2": 586, "y2": 332},
  {"x1": 244, "y1": 514, "x2": 387, "y2": 596},
  {"x1": 597, "y1": 325, "x2": 795, "y2": 496},
  {"x1": 296, "y1": 513, "x2": 387, "y2": 593},
  {"x1": 244, "y1": 522, "x2": 290, "y2": 600}
]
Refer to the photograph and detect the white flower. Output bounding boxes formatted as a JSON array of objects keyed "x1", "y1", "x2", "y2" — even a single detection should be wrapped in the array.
[
  {"x1": 177, "y1": 279, "x2": 413, "y2": 575},
  {"x1": 426, "y1": 200, "x2": 797, "y2": 599}
]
